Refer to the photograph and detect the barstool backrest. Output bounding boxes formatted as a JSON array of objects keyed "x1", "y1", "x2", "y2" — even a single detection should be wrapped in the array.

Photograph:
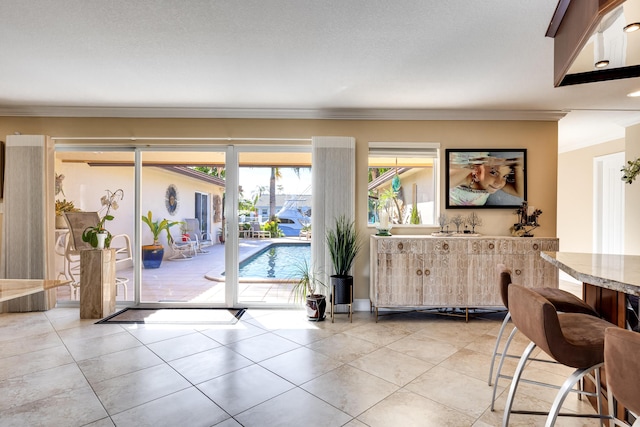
[
  {"x1": 508, "y1": 284, "x2": 560, "y2": 359},
  {"x1": 497, "y1": 264, "x2": 512, "y2": 308},
  {"x1": 604, "y1": 327, "x2": 640, "y2": 417},
  {"x1": 509, "y1": 283, "x2": 613, "y2": 370}
]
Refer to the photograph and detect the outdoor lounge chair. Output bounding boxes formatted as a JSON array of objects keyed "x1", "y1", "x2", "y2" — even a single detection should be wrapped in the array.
[
  {"x1": 183, "y1": 218, "x2": 213, "y2": 253},
  {"x1": 250, "y1": 222, "x2": 270, "y2": 238},
  {"x1": 168, "y1": 235, "x2": 197, "y2": 260}
]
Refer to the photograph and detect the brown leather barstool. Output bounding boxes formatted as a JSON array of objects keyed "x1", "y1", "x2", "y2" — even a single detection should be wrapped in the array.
[
  {"x1": 604, "y1": 327, "x2": 640, "y2": 427},
  {"x1": 489, "y1": 265, "x2": 599, "y2": 408},
  {"x1": 503, "y1": 284, "x2": 615, "y2": 427}
]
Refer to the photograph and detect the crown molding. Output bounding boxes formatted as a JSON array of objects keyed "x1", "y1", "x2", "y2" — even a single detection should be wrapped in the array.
[{"x1": 0, "y1": 106, "x2": 568, "y2": 122}]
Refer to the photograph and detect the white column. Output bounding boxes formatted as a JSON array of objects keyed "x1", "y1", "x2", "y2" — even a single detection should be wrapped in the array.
[
  {"x1": 311, "y1": 136, "x2": 356, "y2": 284},
  {"x1": 1, "y1": 135, "x2": 56, "y2": 312}
]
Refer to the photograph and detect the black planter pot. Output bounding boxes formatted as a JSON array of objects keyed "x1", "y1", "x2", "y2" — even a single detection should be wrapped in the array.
[
  {"x1": 330, "y1": 275, "x2": 353, "y2": 305},
  {"x1": 305, "y1": 294, "x2": 326, "y2": 321},
  {"x1": 142, "y1": 244, "x2": 164, "y2": 269}
]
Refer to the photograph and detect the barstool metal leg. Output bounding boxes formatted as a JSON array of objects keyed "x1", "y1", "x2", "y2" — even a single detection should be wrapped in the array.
[
  {"x1": 491, "y1": 324, "x2": 518, "y2": 410},
  {"x1": 544, "y1": 363, "x2": 604, "y2": 427},
  {"x1": 502, "y1": 341, "x2": 537, "y2": 427},
  {"x1": 489, "y1": 311, "x2": 512, "y2": 385}
]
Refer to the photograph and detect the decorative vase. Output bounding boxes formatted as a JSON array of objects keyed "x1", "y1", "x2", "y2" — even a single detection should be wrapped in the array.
[
  {"x1": 142, "y1": 244, "x2": 164, "y2": 269},
  {"x1": 55, "y1": 215, "x2": 67, "y2": 229},
  {"x1": 331, "y1": 275, "x2": 353, "y2": 305},
  {"x1": 305, "y1": 294, "x2": 326, "y2": 321},
  {"x1": 96, "y1": 232, "x2": 107, "y2": 249}
]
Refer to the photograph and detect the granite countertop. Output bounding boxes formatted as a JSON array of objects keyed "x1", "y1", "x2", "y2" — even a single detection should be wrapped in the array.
[
  {"x1": 0, "y1": 279, "x2": 71, "y2": 302},
  {"x1": 541, "y1": 251, "x2": 640, "y2": 296}
]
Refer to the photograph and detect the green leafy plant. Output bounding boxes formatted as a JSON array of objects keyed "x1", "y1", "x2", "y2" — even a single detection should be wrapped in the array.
[
  {"x1": 621, "y1": 158, "x2": 640, "y2": 184},
  {"x1": 326, "y1": 215, "x2": 362, "y2": 276},
  {"x1": 290, "y1": 259, "x2": 326, "y2": 303},
  {"x1": 141, "y1": 211, "x2": 183, "y2": 245},
  {"x1": 82, "y1": 189, "x2": 123, "y2": 248},
  {"x1": 379, "y1": 188, "x2": 404, "y2": 225},
  {"x1": 264, "y1": 218, "x2": 283, "y2": 237}
]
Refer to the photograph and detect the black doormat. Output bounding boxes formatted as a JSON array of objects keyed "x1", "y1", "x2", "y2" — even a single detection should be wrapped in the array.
[{"x1": 97, "y1": 307, "x2": 246, "y2": 325}]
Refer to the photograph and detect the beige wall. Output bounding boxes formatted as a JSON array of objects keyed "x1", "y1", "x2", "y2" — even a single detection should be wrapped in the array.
[
  {"x1": 625, "y1": 122, "x2": 640, "y2": 255},
  {"x1": 0, "y1": 116, "x2": 559, "y2": 300},
  {"x1": 557, "y1": 139, "x2": 625, "y2": 253}
]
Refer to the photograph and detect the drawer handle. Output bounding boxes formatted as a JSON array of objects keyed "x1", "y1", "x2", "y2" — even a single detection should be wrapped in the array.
[
  {"x1": 488, "y1": 243, "x2": 495, "y2": 249},
  {"x1": 515, "y1": 269, "x2": 522, "y2": 275},
  {"x1": 533, "y1": 243, "x2": 539, "y2": 250},
  {"x1": 443, "y1": 243, "x2": 449, "y2": 250},
  {"x1": 416, "y1": 269, "x2": 422, "y2": 276},
  {"x1": 398, "y1": 243, "x2": 404, "y2": 250},
  {"x1": 424, "y1": 269, "x2": 430, "y2": 276}
]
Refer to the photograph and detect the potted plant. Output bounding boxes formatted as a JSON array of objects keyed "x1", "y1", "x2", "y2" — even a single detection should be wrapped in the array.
[
  {"x1": 326, "y1": 215, "x2": 362, "y2": 307},
  {"x1": 82, "y1": 189, "x2": 123, "y2": 249},
  {"x1": 55, "y1": 199, "x2": 79, "y2": 229},
  {"x1": 291, "y1": 259, "x2": 327, "y2": 321},
  {"x1": 141, "y1": 210, "x2": 182, "y2": 268}
]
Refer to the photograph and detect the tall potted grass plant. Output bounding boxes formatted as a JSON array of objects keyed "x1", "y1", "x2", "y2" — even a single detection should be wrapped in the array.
[{"x1": 326, "y1": 215, "x2": 362, "y2": 307}]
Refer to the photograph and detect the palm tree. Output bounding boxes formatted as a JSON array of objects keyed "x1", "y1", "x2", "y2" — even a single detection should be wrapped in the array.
[
  {"x1": 251, "y1": 185, "x2": 266, "y2": 220},
  {"x1": 269, "y1": 168, "x2": 282, "y2": 219},
  {"x1": 268, "y1": 167, "x2": 304, "y2": 219}
]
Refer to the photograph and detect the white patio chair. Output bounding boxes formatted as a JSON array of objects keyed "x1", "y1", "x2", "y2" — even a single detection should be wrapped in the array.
[
  {"x1": 250, "y1": 222, "x2": 270, "y2": 238},
  {"x1": 168, "y1": 234, "x2": 197, "y2": 260},
  {"x1": 183, "y1": 218, "x2": 213, "y2": 253}
]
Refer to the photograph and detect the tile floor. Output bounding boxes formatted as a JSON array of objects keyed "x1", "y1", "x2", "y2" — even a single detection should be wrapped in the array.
[{"x1": 0, "y1": 305, "x2": 601, "y2": 427}]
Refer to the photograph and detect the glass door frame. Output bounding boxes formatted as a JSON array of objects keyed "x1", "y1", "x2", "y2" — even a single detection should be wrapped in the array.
[
  {"x1": 135, "y1": 145, "x2": 230, "y2": 307},
  {"x1": 54, "y1": 144, "x2": 137, "y2": 307},
  {"x1": 230, "y1": 144, "x2": 312, "y2": 309}
]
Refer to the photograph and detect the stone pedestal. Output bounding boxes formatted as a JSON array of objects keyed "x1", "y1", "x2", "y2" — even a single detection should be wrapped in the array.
[{"x1": 80, "y1": 249, "x2": 116, "y2": 319}]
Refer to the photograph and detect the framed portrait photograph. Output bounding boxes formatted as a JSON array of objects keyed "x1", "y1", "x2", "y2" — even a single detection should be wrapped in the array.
[{"x1": 445, "y1": 149, "x2": 527, "y2": 209}]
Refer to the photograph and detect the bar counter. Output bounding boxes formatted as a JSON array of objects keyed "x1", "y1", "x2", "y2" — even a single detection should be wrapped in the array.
[
  {"x1": 541, "y1": 251, "x2": 639, "y2": 422},
  {"x1": 541, "y1": 251, "x2": 639, "y2": 328},
  {"x1": 541, "y1": 251, "x2": 640, "y2": 297}
]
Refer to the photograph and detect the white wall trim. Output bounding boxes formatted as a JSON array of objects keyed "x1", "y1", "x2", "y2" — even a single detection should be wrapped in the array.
[{"x1": 0, "y1": 106, "x2": 567, "y2": 121}]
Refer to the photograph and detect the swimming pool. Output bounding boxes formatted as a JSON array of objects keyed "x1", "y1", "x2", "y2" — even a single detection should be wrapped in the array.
[{"x1": 238, "y1": 243, "x2": 311, "y2": 279}]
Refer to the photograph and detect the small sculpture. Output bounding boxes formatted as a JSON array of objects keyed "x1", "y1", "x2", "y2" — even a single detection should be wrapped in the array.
[
  {"x1": 450, "y1": 214, "x2": 465, "y2": 234},
  {"x1": 466, "y1": 212, "x2": 482, "y2": 234},
  {"x1": 511, "y1": 201, "x2": 542, "y2": 237},
  {"x1": 438, "y1": 213, "x2": 449, "y2": 233}
]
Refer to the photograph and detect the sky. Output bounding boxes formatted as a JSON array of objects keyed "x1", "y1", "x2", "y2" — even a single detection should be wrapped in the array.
[{"x1": 239, "y1": 167, "x2": 311, "y2": 198}]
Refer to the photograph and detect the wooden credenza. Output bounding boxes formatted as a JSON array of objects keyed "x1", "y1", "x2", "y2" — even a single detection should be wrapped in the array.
[{"x1": 370, "y1": 235, "x2": 559, "y2": 316}]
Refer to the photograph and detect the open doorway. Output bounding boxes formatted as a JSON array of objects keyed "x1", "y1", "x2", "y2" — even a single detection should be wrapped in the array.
[{"x1": 594, "y1": 152, "x2": 625, "y2": 254}]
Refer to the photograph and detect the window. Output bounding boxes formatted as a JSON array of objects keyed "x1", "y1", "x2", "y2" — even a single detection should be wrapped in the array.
[{"x1": 368, "y1": 142, "x2": 439, "y2": 227}]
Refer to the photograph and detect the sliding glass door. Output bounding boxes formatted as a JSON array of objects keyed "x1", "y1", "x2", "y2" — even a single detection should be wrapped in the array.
[
  {"x1": 54, "y1": 143, "x2": 311, "y2": 308},
  {"x1": 54, "y1": 148, "x2": 135, "y2": 303},
  {"x1": 235, "y1": 147, "x2": 312, "y2": 307},
  {"x1": 139, "y1": 148, "x2": 226, "y2": 304}
]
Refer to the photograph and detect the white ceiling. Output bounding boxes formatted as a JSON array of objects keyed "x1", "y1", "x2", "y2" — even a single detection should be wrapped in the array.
[{"x1": 1, "y1": 0, "x2": 639, "y2": 150}]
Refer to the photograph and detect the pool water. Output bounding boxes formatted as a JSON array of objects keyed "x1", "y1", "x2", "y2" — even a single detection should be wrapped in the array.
[{"x1": 238, "y1": 243, "x2": 311, "y2": 279}]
